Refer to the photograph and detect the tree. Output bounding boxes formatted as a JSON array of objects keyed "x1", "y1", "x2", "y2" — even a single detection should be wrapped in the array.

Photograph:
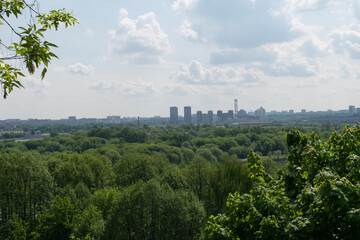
[
  {"x1": 0, "y1": 0, "x2": 78, "y2": 98},
  {"x1": 34, "y1": 196, "x2": 79, "y2": 240},
  {"x1": 205, "y1": 125, "x2": 360, "y2": 240},
  {"x1": 105, "y1": 180, "x2": 205, "y2": 240}
]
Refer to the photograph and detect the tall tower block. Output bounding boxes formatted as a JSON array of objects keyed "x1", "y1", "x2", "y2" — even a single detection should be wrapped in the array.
[
  {"x1": 184, "y1": 106, "x2": 192, "y2": 124},
  {"x1": 234, "y1": 99, "x2": 238, "y2": 119},
  {"x1": 170, "y1": 106, "x2": 179, "y2": 124}
]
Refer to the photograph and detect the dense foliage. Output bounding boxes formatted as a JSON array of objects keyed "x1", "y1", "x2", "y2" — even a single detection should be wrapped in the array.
[
  {"x1": 205, "y1": 124, "x2": 360, "y2": 240},
  {"x1": 0, "y1": 124, "x2": 342, "y2": 239}
]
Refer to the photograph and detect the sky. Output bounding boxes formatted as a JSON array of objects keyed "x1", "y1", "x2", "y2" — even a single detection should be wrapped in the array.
[{"x1": 1, "y1": 0, "x2": 360, "y2": 119}]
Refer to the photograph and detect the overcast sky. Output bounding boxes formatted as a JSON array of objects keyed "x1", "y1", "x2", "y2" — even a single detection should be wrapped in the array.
[{"x1": 1, "y1": 0, "x2": 360, "y2": 119}]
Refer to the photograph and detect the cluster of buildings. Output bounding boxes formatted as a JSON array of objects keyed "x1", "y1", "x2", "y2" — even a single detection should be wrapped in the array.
[
  {"x1": 169, "y1": 105, "x2": 266, "y2": 125},
  {"x1": 349, "y1": 105, "x2": 360, "y2": 115}
]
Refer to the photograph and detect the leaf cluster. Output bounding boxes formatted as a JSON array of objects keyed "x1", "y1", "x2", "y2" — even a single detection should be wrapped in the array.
[
  {"x1": 0, "y1": 0, "x2": 78, "y2": 98},
  {"x1": 205, "y1": 124, "x2": 360, "y2": 240}
]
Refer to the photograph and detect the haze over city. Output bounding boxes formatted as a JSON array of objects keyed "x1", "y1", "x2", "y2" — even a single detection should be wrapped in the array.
[{"x1": 1, "y1": 0, "x2": 360, "y2": 119}]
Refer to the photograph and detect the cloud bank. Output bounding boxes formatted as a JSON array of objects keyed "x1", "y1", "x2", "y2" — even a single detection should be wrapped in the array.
[{"x1": 109, "y1": 8, "x2": 171, "y2": 63}]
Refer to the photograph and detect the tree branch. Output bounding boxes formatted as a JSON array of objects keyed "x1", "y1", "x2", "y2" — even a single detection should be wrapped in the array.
[
  {"x1": 0, "y1": 16, "x2": 23, "y2": 38},
  {"x1": 0, "y1": 56, "x2": 23, "y2": 60},
  {"x1": 21, "y1": 0, "x2": 40, "y2": 16}
]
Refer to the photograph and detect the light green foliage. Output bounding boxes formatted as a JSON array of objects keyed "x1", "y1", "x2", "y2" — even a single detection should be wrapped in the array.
[
  {"x1": 2, "y1": 124, "x2": 331, "y2": 239},
  {"x1": 185, "y1": 155, "x2": 213, "y2": 200},
  {"x1": 34, "y1": 196, "x2": 79, "y2": 240},
  {"x1": 0, "y1": 0, "x2": 78, "y2": 98},
  {"x1": 105, "y1": 180, "x2": 205, "y2": 240},
  {"x1": 51, "y1": 153, "x2": 115, "y2": 191},
  {"x1": 206, "y1": 154, "x2": 251, "y2": 215},
  {"x1": 113, "y1": 153, "x2": 162, "y2": 187},
  {"x1": 0, "y1": 152, "x2": 53, "y2": 232},
  {"x1": 73, "y1": 205, "x2": 105, "y2": 240},
  {"x1": 90, "y1": 188, "x2": 120, "y2": 221},
  {"x1": 6, "y1": 214, "x2": 27, "y2": 240},
  {"x1": 205, "y1": 125, "x2": 360, "y2": 239}
]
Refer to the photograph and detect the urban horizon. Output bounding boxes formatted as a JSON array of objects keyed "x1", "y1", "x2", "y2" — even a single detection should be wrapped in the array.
[{"x1": 1, "y1": 104, "x2": 358, "y2": 122}]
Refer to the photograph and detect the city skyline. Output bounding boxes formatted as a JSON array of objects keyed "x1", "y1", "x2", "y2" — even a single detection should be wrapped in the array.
[
  {"x1": 0, "y1": 103, "x2": 359, "y2": 121},
  {"x1": 1, "y1": 0, "x2": 360, "y2": 119}
]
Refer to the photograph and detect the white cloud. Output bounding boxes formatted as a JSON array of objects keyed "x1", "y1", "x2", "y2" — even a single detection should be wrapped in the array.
[
  {"x1": 298, "y1": 38, "x2": 329, "y2": 57},
  {"x1": 23, "y1": 76, "x2": 49, "y2": 88},
  {"x1": 172, "y1": 0, "x2": 198, "y2": 10},
  {"x1": 285, "y1": 0, "x2": 336, "y2": 13},
  {"x1": 210, "y1": 47, "x2": 277, "y2": 64},
  {"x1": 85, "y1": 28, "x2": 93, "y2": 36},
  {"x1": 173, "y1": 0, "x2": 298, "y2": 49},
  {"x1": 172, "y1": 60, "x2": 262, "y2": 85},
  {"x1": 180, "y1": 19, "x2": 198, "y2": 41},
  {"x1": 90, "y1": 79, "x2": 156, "y2": 96},
  {"x1": 20, "y1": 76, "x2": 49, "y2": 96},
  {"x1": 67, "y1": 63, "x2": 94, "y2": 75},
  {"x1": 50, "y1": 65, "x2": 66, "y2": 72},
  {"x1": 263, "y1": 57, "x2": 317, "y2": 77},
  {"x1": 109, "y1": 8, "x2": 171, "y2": 64},
  {"x1": 166, "y1": 83, "x2": 200, "y2": 96},
  {"x1": 329, "y1": 25, "x2": 360, "y2": 59},
  {"x1": 351, "y1": 0, "x2": 360, "y2": 22}
]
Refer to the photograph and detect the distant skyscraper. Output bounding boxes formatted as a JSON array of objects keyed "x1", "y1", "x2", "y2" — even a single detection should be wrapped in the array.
[
  {"x1": 217, "y1": 110, "x2": 223, "y2": 121},
  {"x1": 208, "y1": 110, "x2": 213, "y2": 124},
  {"x1": 255, "y1": 106, "x2": 266, "y2": 119},
  {"x1": 238, "y1": 109, "x2": 247, "y2": 118},
  {"x1": 170, "y1": 106, "x2": 178, "y2": 124},
  {"x1": 228, "y1": 110, "x2": 234, "y2": 119},
  {"x1": 197, "y1": 111, "x2": 202, "y2": 123},
  {"x1": 184, "y1": 106, "x2": 192, "y2": 124},
  {"x1": 234, "y1": 99, "x2": 238, "y2": 119},
  {"x1": 349, "y1": 105, "x2": 355, "y2": 115}
]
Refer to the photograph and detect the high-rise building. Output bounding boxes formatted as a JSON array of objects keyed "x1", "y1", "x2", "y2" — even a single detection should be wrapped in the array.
[
  {"x1": 349, "y1": 105, "x2": 355, "y2": 115},
  {"x1": 234, "y1": 99, "x2": 238, "y2": 119},
  {"x1": 184, "y1": 106, "x2": 192, "y2": 124},
  {"x1": 228, "y1": 110, "x2": 234, "y2": 119},
  {"x1": 217, "y1": 110, "x2": 223, "y2": 121},
  {"x1": 208, "y1": 110, "x2": 213, "y2": 124},
  {"x1": 356, "y1": 108, "x2": 360, "y2": 115},
  {"x1": 238, "y1": 109, "x2": 247, "y2": 118},
  {"x1": 255, "y1": 106, "x2": 266, "y2": 119},
  {"x1": 197, "y1": 111, "x2": 202, "y2": 123},
  {"x1": 170, "y1": 106, "x2": 178, "y2": 124}
]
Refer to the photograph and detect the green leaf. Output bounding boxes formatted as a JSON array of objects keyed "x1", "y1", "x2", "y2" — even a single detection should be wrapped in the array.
[{"x1": 41, "y1": 67, "x2": 47, "y2": 80}]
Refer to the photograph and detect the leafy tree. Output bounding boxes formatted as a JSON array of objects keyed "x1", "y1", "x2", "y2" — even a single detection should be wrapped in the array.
[
  {"x1": 185, "y1": 155, "x2": 213, "y2": 200},
  {"x1": 90, "y1": 188, "x2": 120, "y2": 221},
  {"x1": 0, "y1": 0, "x2": 78, "y2": 98},
  {"x1": 206, "y1": 154, "x2": 251, "y2": 215},
  {"x1": 204, "y1": 125, "x2": 360, "y2": 240},
  {"x1": 72, "y1": 205, "x2": 105, "y2": 240},
  {"x1": 6, "y1": 213, "x2": 27, "y2": 240},
  {"x1": 113, "y1": 153, "x2": 160, "y2": 187},
  {"x1": 34, "y1": 196, "x2": 79, "y2": 240},
  {"x1": 0, "y1": 152, "x2": 54, "y2": 233},
  {"x1": 105, "y1": 180, "x2": 205, "y2": 240}
]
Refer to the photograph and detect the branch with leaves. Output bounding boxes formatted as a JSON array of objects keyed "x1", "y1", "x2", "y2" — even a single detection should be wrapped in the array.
[{"x1": 0, "y1": 0, "x2": 78, "y2": 98}]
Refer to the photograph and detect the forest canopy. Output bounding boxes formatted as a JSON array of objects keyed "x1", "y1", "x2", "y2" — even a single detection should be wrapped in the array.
[{"x1": 0, "y1": 123, "x2": 358, "y2": 239}]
